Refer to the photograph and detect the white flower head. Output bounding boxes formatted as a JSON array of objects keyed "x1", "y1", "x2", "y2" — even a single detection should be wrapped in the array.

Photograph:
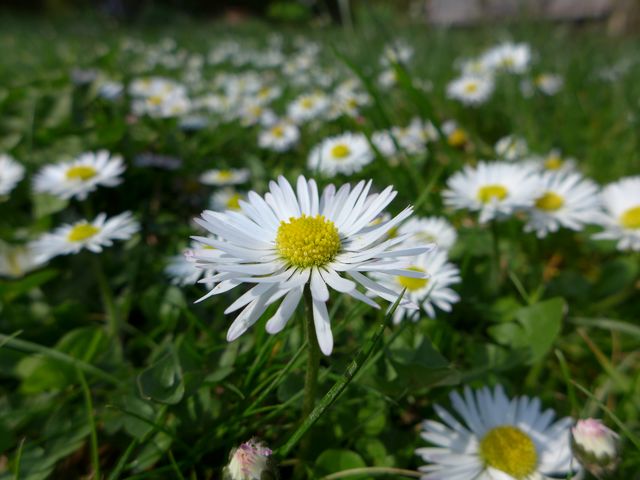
[
  {"x1": 398, "y1": 216, "x2": 457, "y2": 251},
  {"x1": 525, "y1": 171, "x2": 601, "y2": 238},
  {"x1": 166, "y1": 241, "x2": 218, "y2": 289},
  {"x1": 444, "y1": 161, "x2": 539, "y2": 223},
  {"x1": 482, "y1": 42, "x2": 532, "y2": 74},
  {"x1": 189, "y1": 175, "x2": 433, "y2": 355},
  {"x1": 33, "y1": 150, "x2": 125, "y2": 200},
  {"x1": 417, "y1": 385, "x2": 581, "y2": 480},
  {"x1": 225, "y1": 438, "x2": 273, "y2": 480},
  {"x1": 571, "y1": 419, "x2": 620, "y2": 476},
  {"x1": 495, "y1": 135, "x2": 528, "y2": 161},
  {"x1": 258, "y1": 122, "x2": 300, "y2": 152},
  {"x1": 534, "y1": 73, "x2": 564, "y2": 95},
  {"x1": 200, "y1": 168, "x2": 250, "y2": 187},
  {"x1": 0, "y1": 242, "x2": 46, "y2": 278},
  {"x1": 593, "y1": 175, "x2": 640, "y2": 251},
  {"x1": 210, "y1": 188, "x2": 246, "y2": 212},
  {"x1": 526, "y1": 149, "x2": 577, "y2": 174},
  {"x1": 287, "y1": 92, "x2": 330, "y2": 123},
  {"x1": 32, "y1": 211, "x2": 139, "y2": 261},
  {"x1": 446, "y1": 75, "x2": 494, "y2": 106},
  {"x1": 0, "y1": 154, "x2": 25, "y2": 197},
  {"x1": 308, "y1": 132, "x2": 374, "y2": 177}
]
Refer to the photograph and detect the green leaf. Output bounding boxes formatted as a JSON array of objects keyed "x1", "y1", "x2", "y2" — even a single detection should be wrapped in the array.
[
  {"x1": 137, "y1": 346, "x2": 185, "y2": 405},
  {"x1": 316, "y1": 449, "x2": 366, "y2": 478}
]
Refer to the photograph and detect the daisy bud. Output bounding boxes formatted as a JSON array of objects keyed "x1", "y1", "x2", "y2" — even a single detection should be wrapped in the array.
[
  {"x1": 224, "y1": 438, "x2": 278, "y2": 480},
  {"x1": 571, "y1": 418, "x2": 620, "y2": 476}
]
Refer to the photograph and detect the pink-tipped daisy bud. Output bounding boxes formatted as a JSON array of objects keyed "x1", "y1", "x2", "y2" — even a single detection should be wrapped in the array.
[
  {"x1": 571, "y1": 419, "x2": 620, "y2": 477},
  {"x1": 224, "y1": 438, "x2": 278, "y2": 480}
]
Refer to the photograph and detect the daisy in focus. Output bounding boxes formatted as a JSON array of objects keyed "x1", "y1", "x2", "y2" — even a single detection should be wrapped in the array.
[
  {"x1": 33, "y1": 150, "x2": 125, "y2": 200},
  {"x1": 446, "y1": 75, "x2": 494, "y2": 106},
  {"x1": 444, "y1": 161, "x2": 538, "y2": 223},
  {"x1": 0, "y1": 154, "x2": 25, "y2": 197},
  {"x1": 308, "y1": 132, "x2": 374, "y2": 176},
  {"x1": 189, "y1": 175, "x2": 432, "y2": 355},
  {"x1": 416, "y1": 385, "x2": 580, "y2": 480},
  {"x1": 372, "y1": 248, "x2": 460, "y2": 322},
  {"x1": 593, "y1": 175, "x2": 640, "y2": 251},
  {"x1": 200, "y1": 168, "x2": 250, "y2": 186},
  {"x1": 397, "y1": 216, "x2": 458, "y2": 252},
  {"x1": 32, "y1": 212, "x2": 139, "y2": 261},
  {"x1": 525, "y1": 171, "x2": 600, "y2": 238}
]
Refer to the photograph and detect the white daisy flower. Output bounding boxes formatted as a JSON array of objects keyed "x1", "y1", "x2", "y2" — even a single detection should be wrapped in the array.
[
  {"x1": 33, "y1": 150, "x2": 125, "y2": 201},
  {"x1": 527, "y1": 149, "x2": 577, "y2": 173},
  {"x1": 189, "y1": 175, "x2": 432, "y2": 355},
  {"x1": 443, "y1": 161, "x2": 538, "y2": 223},
  {"x1": 446, "y1": 75, "x2": 494, "y2": 106},
  {"x1": 525, "y1": 171, "x2": 601, "y2": 238},
  {"x1": 258, "y1": 122, "x2": 300, "y2": 152},
  {"x1": 533, "y1": 73, "x2": 564, "y2": 95},
  {"x1": 416, "y1": 385, "x2": 581, "y2": 480},
  {"x1": 372, "y1": 248, "x2": 460, "y2": 323},
  {"x1": 0, "y1": 154, "x2": 25, "y2": 197},
  {"x1": 210, "y1": 188, "x2": 245, "y2": 212},
  {"x1": 238, "y1": 102, "x2": 277, "y2": 127},
  {"x1": 308, "y1": 133, "x2": 374, "y2": 177},
  {"x1": 482, "y1": 42, "x2": 532, "y2": 74},
  {"x1": 200, "y1": 168, "x2": 250, "y2": 187},
  {"x1": 398, "y1": 216, "x2": 457, "y2": 251},
  {"x1": 32, "y1": 211, "x2": 139, "y2": 261},
  {"x1": 495, "y1": 135, "x2": 528, "y2": 161},
  {"x1": 165, "y1": 242, "x2": 217, "y2": 288},
  {"x1": 0, "y1": 242, "x2": 46, "y2": 278},
  {"x1": 378, "y1": 69, "x2": 398, "y2": 89},
  {"x1": 287, "y1": 92, "x2": 330, "y2": 123},
  {"x1": 593, "y1": 176, "x2": 640, "y2": 251},
  {"x1": 132, "y1": 90, "x2": 191, "y2": 118}
]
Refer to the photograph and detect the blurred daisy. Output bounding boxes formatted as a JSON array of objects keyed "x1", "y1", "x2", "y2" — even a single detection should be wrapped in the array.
[
  {"x1": 165, "y1": 242, "x2": 217, "y2": 288},
  {"x1": 483, "y1": 42, "x2": 532, "y2": 74},
  {"x1": 495, "y1": 135, "x2": 528, "y2": 161},
  {"x1": 0, "y1": 242, "x2": 45, "y2": 278},
  {"x1": 525, "y1": 171, "x2": 600, "y2": 238},
  {"x1": 593, "y1": 176, "x2": 640, "y2": 251},
  {"x1": 378, "y1": 69, "x2": 398, "y2": 89},
  {"x1": 528, "y1": 149, "x2": 577, "y2": 173},
  {"x1": 446, "y1": 75, "x2": 494, "y2": 106},
  {"x1": 444, "y1": 161, "x2": 538, "y2": 223},
  {"x1": 398, "y1": 217, "x2": 457, "y2": 251},
  {"x1": 442, "y1": 121, "x2": 468, "y2": 148},
  {"x1": 200, "y1": 168, "x2": 250, "y2": 187},
  {"x1": 132, "y1": 90, "x2": 191, "y2": 118},
  {"x1": 0, "y1": 154, "x2": 25, "y2": 197},
  {"x1": 33, "y1": 150, "x2": 125, "y2": 200},
  {"x1": 308, "y1": 133, "x2": 374, "y2": 176},
  {"x1": 210, "y1": 188, "x2": 245, "y2": 212},
  {"x1": 189, "y1": 175, "x2": 432, "y2": 355},
  {"x1": 416, "y1": 385, "x2": 580, "y2": 480},
  {"x1": 238, "y1": 102, "x2": 277, "y2": 127},
  {"x1": 287, "y1": 92, "x2": 330, "y2": 123},
  {"x1": 258, "y1": 122, "x2": 300, "y2": 152},
  {"x1": 32, "y1": 211, "x2": 139, "y2": 261},
  {"x1": 373, "y1": 248, "x2": 460, "y2": 322},
  {"x1": 532, "y1": 73, "x2": 564, "y2": 96}
]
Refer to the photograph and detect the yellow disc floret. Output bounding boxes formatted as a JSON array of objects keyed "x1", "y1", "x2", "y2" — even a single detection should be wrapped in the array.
[
  {"x1": 66, "y1": 165, "x2": 98, "y2": 181},
  {"x1": 447, "y1": 129, "x2": 467, "y2": 148},
  {"x1": 464, "y1": 82, "x2": 479, "y2": 94},
  {"x1": 271, "y1": 126, "x2": 285, "y2": 138},
  {"x1": 331, "y1": 144, "x2": 351, "y2": 159},
  {"x1": 479, "y1": 426, "x2": 538, "y2": 479},
  {"x1": 396, "y1": 266, "x2": 428, "y2": 291},
  {"x1": 226, "y1": 193, "x2": 242, "y2": 210},
  {"x1": 477, "y1": 184, "x2": 508, "y2": 204},
  {"x1": 544, "y1": 155, "x2": 563, "y2": 170},
  {"x1": 620, "y1": 206, "x2": 640, "y2": 229},
  {"x1": 67, "y1": 223, "x2": 100, "y2": 242},
  {"x1": 217, "y1": 170, "x2": 234, "y2": 181},
  {"x1": 276, "y1": 215, "x2": 341, "y2": 268},
  {"x1": 535, "y1": 192, "x2": 565, "y2": 211}
]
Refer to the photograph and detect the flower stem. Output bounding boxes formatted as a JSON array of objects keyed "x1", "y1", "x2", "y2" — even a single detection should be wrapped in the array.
[{"x1": 91, "y1": 255, "x2": 120, "y2": 346}]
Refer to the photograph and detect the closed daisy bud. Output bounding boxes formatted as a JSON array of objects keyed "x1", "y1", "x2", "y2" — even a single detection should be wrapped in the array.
[
  {"x1": 571, "y1": 419, "x2": 620, "y2": 477},
  {"x1": 224, "y1": 439, "x2": 278, "y2": 480}
]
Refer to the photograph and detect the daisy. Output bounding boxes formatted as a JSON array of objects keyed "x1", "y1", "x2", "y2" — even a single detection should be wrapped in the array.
[
  {"x1": 33, "y1": 150, "x2": 125, "y2": 201},
  {"x1": 527, "y1": 149, "x2": 577, "y2": 173},
  {"x1": 189, "y1": 175, "x2": 432, "y2": 355},
  {"x1": 525, "y1": 171, "x2": 600, "y2": 238},
  {"x1": 416, "y1": 384, "x2": 581, "y2": 480},
  {"x1": 533, "y1": 73, "x2": 564, "y2": 96},
  {"x1": 495, "y1": 135, "x2": 528, "y2": 161},
  {"x1": 32, "y1": 212, "x2": 139, "y2": 261},
  {"x1": 0, "y1": 154, "x2": 25, "y2": 197},
  {"x1": 372, "y1": 248, "x2": 460, "y2": 323},
  {"x1": 258, "y1": 122, "x2": 300, "y2": 152},
  {"x1": 398, "y1": 216, "x2": 457, "y2": 251},
  {"x1": 443, "y1": 161, "x2": 538, "y2": 223},
  {"x1": 165, "y1": 242, "x2": 217, "y2": 289},
  {"x1": 200, "y1": 168, "x2": 250, "y2": 187},
  {"x1": 593, "y1": 176, "x2": 640, "y2": 251},
  {"x1": 308, "y1": 133, "x2": 374, "y2": 176},
  {"x1": 482, "y1": 42, "x2": 532, "y2": 74},
  {"x1": 287, "y1": 92, "x2": 330, "y2": 123},
  {"x1": 442, "y1": 120, "x2": 469, "y2": 148},
  {"x1": 0, "y1": 242, "x2": 46, "y2": 278},
  {"x1": 210, "y1": 188, "x2": 245, "y2": 212},
  {"x1": 446, "y1": 75, "x2": 494, "y2": 106}
]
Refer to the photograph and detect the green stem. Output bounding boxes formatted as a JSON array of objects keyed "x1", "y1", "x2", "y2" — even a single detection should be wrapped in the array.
[
  {"x1": 91, "y1": 255, "x2": 120, "y2": 344},
  {"x1": 322, "y1": 467, "x2": 422, "y2": 479},
  {"x1": 78, "y1": 369, "x2": 100, "y2": 480},
  {"x1": 489, "y1": 220, "x2": 501, "y2": 291}
]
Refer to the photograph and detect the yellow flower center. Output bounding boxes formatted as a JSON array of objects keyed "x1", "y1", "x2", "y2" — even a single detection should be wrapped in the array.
[
  {"x1": 386, "y1": 226, "x2": 398, "y2": 239},
  {"x1": 66, "y1": 165, "x2": 98, "y2": 181},
  {"x1": 620, "y1": 206, "x2": 640, "y2": 229},
  {"x1": 396, "y1": 266, "x2": 428, "y2": 291},
  {"x1": 226, "y1": 193, "x2": 241, "y2": 210},
  {"x1": 464, "y1": 82, "x2": 479, "y2": 93},
  {"x1": 67, "y1": 223, "x2": 100, "y2": 242},
  {"x1": 276, "y1": 215, "x2": 341, "y2": 268},
  {"x1": 479, "y1": 426, "x2": 538, "y2": 479},
  {"x1": 301, "y1": 98, "x2": 315, "y2": 109},
  {"x1": 258, "y1": 87, "x2": 271, "y2": 98},
  {"x1": 148, "y1": 95, "x2": 164, "y2": 106},
  {"x1": 216, "y1": 170, "x2": 234, "y2": 181},
  {"x1": 535, "y1": 192, "x2": 564, "y2": 211},
  {"x1": 447, "y1": 129, "x2": 467, "y2": 147},
  {"x1": 331, "y1": 144, "x2": 351, "y2": 159},
  {"x1": 271, "y1": 126, "x2": 285, "y2": 138},
  {"x1": 544, "y1": 155, "x2": 563, "y2": 170},
  {"x1": 477, "y1": 184, "x2": 508, "y2": 204}
]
